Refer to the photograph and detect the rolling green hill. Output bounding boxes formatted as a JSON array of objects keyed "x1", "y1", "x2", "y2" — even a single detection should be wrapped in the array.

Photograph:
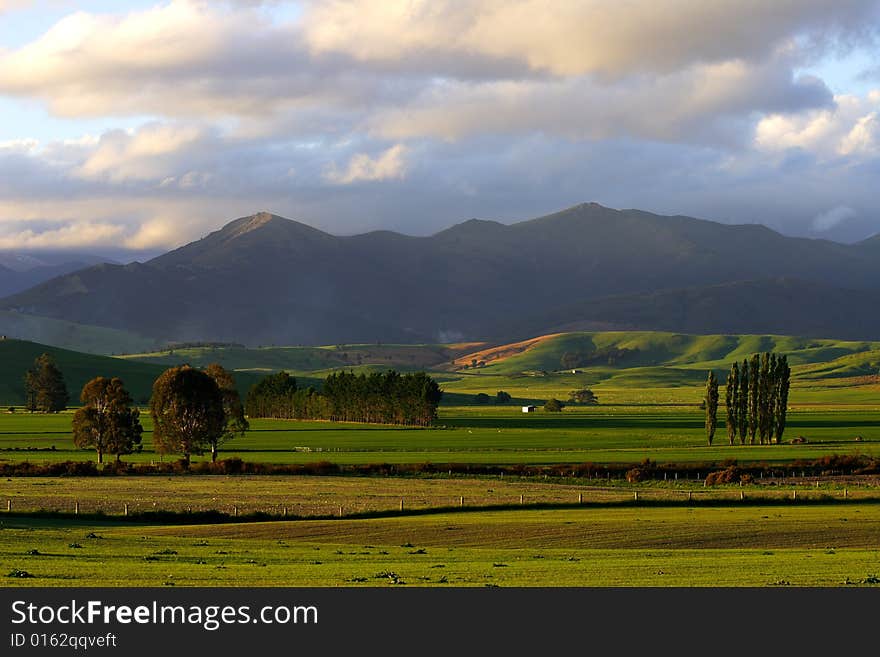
[
  {"x1": 0, "y1": 339, "x2": 261, "y2": 405},
  {"x1": 120, "y1": 342, "x2": 478, "y2": 373},
  {"x1": 451, "y1": 331, "x2": 880, "y2": 384},
  {"x1": 0, "y1": 311, "x2": 161, "y2": 355},
  {"x1": 3, "y1": 331, "x2": 878, "y2": 407}
]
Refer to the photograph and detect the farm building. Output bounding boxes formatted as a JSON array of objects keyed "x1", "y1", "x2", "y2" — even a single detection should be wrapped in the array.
[{"x1": 522, "y1": 405, "x2": 536, "y2": 413}]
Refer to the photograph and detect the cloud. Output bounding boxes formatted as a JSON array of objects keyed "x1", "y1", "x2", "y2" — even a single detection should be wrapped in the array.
[
  {"x1": 0, "y1": 1, "x2": 314, "y2": 118},
  {"x1": 75, "y1": 123, "x2": 212, "y2": 182},
  {"x1": 325, "y1": 144, "x2": 408, "y2": 184},
  {"x1": 812, "y1": 205, "x2": 857, "y2": 232},
  {"x1": 303, "y1": 0, "x2": 879, "y2": 77},
  {"x1": 0, "y1": 0, "x2": 879, "y2": 252},
  {"x1": 371, "y1": 59, "x2": 832, "y2": 145},
  {"x1": 755, "y1": 91, "x2": 880, "y2": 157},
  {"x1": 0, "y1": 220, "x2": 125, "y2": 249}
]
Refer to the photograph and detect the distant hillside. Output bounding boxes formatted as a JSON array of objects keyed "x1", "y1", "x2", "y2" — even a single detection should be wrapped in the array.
[
  {"x1": 453, "y1": 331, "x2": 880, "y2": 385},
  {"x1": 3, "y1": 204, "x2": 879, "y2": 345},
  {"x1": 0, "y1": 311, "x2": 160, "y2": 355},
  {"x1": 121, "y1": 342, "x2": 481, "y2": 373},
  {"x1": 0, "y1": 251, "x2": 112, "y2": 298},
  {"x1": 517, "y1": 278, "x2": 880, "y2": 341},
  {"x1": 0, "y1": 340, "x2": 261, "y2": 405}
]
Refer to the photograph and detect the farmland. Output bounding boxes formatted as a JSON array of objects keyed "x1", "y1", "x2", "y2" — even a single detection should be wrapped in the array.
[
  {"x1": 1, "y1": 330, "x2": 878, "y2": 587},
  {"x1": 2, "y1": 506, "x2": 880, "y2": 587},
  {"x1": 0, "y1": 406, "x2": 877, "y2": 466}
]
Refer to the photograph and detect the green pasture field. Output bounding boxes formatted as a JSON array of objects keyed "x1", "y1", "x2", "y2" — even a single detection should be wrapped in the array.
[
  {"x1": 3, "y1": 505, "x2": 879, "y2": 587},
  {"x1": 1, "y1": 405, "x2": 878, "y2": 466}
]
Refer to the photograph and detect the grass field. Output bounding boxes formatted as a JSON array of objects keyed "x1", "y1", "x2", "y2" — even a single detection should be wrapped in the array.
[
  {"x1": 2, "y1": 505, "x2": 879, "y2": 587},
  {"x1": 2, "y1": 331, "x2": 878, "y2": 587},
  {"x1": 1, "y1": 405, "x2": 877, "y2": 466},
  {"x1": 3, "y1": 474, "x2": 875, "y2": 517}
]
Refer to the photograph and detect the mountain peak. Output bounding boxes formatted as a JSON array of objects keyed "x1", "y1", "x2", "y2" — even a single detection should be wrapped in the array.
[{"x1": 225, "y1": 211, "x2": 285, "y2": 238}]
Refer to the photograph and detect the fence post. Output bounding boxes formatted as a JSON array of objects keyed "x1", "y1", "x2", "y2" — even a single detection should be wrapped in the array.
[
  {"x1": 124, "y1": 503, "x2": 129, "y2": 516},
  {"x1": 74, "y1": 501, "x2": 79, "y2": 515},
  {"x1": 520, "y1": 494, "x2": 524, "y2": 505},
  {"x1": 792, "y1": 490, "x2": 796, "y2": 500},
  {"x1": 844, "y1": 489, "x2": 848, "y2": 499},
  {"x1": 5, "y1": 499, "x2": 10, "y2": 512},
  {"x1": 233, "y1": 505, "x2": 238, "y2": 517},
  {"x1": 339, "y1": 505, "x2": 343, "y2": 517},
  {"x1": 687, "y1": 491, "x2": 692, "y2": 502},
  {"x1": 633, "y1": 491, "x2": 639, "y2": 502},
  {"x1": 399, "y1": 498, "x2": 404, "y2": 512},
  {"x1": 578, "y1": 492, "x2": 583, "y2": 504},
  {"x1": 282, "y1": 507, "x2": 287, "y2": 517}
]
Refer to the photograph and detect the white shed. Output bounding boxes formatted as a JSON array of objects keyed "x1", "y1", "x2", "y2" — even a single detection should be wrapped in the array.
[{"x1": 522, "y1": 405, "x2": 536, "y2": 413}]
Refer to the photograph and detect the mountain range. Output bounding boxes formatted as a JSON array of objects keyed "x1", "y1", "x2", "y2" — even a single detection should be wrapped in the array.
[
  {"x1": 0, "y1": 251, "x2": 113, "y2": 298},
  {"x1": 1, "y1": 203, "x2": 879, "y2": 346}
]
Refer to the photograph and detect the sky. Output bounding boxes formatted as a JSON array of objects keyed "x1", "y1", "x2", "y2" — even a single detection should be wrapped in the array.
[{"x1": 0, "y1": 0, "x2": 879, "y2": 257}]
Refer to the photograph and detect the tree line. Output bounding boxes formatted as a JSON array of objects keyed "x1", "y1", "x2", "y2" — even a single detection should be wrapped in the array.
[
  {"x1": 21, "y1": 355, "x2": 442, "y2": 465},
  {"x1": 245, "y1": 369, "x2": 442, "y2": 426},
  {"x1": 704, "y1": 352, "x2": 791, "y2": 446}
]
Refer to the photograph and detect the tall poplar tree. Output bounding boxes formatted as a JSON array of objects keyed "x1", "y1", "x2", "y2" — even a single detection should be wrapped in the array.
[
  {"x1": 737, "y1": 358, "x2": 749, "y2": 444},
  {"x1": 757, "y1": 353, "x2": 769, "y2": 444},
  {"x1": 773, "y1": 355, "x2": 791, "y2": 444},
  {"x1": 748, "y1": 354, "x2": 760, "y2": 444},
  {"x1": 726, "y1": 363, "x2": 738, "y2": 445},
  {"x1": 705, "y1": 370, "x2": 719, "y2": 446}
]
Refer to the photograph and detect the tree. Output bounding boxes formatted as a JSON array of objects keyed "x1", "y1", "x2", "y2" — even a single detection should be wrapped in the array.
[
  {"x1": 747, "y1": 354, "x2": 760, "y2": 444},
  {"x1": 23, "y1": 367, "x2": 38, "y2": 412},
  {"x1": 704, "y1": 370, "x2": 719, "y2": 446},
  {"x1": 737, "y1": 358, "x2": 748, "y2": 444},
  {"x1": 245, "y1": 371, "x2": 298, "y2": 418},
  {"x1": 72, "y1": 377, "x2": 142, "y2": 463},
  {"x1": 773, "y1": 355, "x2": 791, "y2": 444},
  {"x1": 495, "y1": 391, "x2": 512, "y2": 404},
  {"x1": 24, "y1": 354, "x2": 68, "y2": 413},
  {"x1": 725, "y1": 363, "x2": 738, "y2": 445},
  {"x1": 150, "y1": 366, "x2": 226, "y2": 467},
  {"x1": 204, "y1": 364, "x2": 249, "y2": 462},
  {"x1": 544, "y1": 398, "x2": 564, "y2": 412},
  {"x1": 757, "y1": 352, "x2": 773, "y2": 444},
  {"x1": 569, "y1": 388, "x2": 599, "y2": 405},
  {"x1": 474, "y1": 393, "x2": 491, "y2": 404}
]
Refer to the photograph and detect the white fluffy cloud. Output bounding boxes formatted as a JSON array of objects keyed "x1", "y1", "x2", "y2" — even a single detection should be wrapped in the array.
[
  {"x1": 0, "y1": 220, "x2": 124, "y2": 249},
  {"x1": 755, "y1": 91, "x2": 880, "y2": 158},
  {"x1": 325, "y1": 144, "x2": 408, "y2": 184},
  {"x1": 0, "y1": 0, "x2": 879, "y2": 251},
  {"x1": 303, "y1": 0, "x2": 877, "y2": 77}
]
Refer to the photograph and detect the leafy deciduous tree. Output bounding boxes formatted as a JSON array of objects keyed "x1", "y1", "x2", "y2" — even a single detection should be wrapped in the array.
[
  {"x1": 204, "y1": 363, "x2": 249, "y2": 462},
  {"x1": 150, "y1": 366, "x2": 225, "y2": 467},
  {"x1": 72, "y1": 377, "x2": 142, "y2": 463}
]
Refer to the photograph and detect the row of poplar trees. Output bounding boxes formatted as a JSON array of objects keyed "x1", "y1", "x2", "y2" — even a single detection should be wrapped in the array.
[{"x1": 704, "y1": 352, "x2": 791, "y2": 446}]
